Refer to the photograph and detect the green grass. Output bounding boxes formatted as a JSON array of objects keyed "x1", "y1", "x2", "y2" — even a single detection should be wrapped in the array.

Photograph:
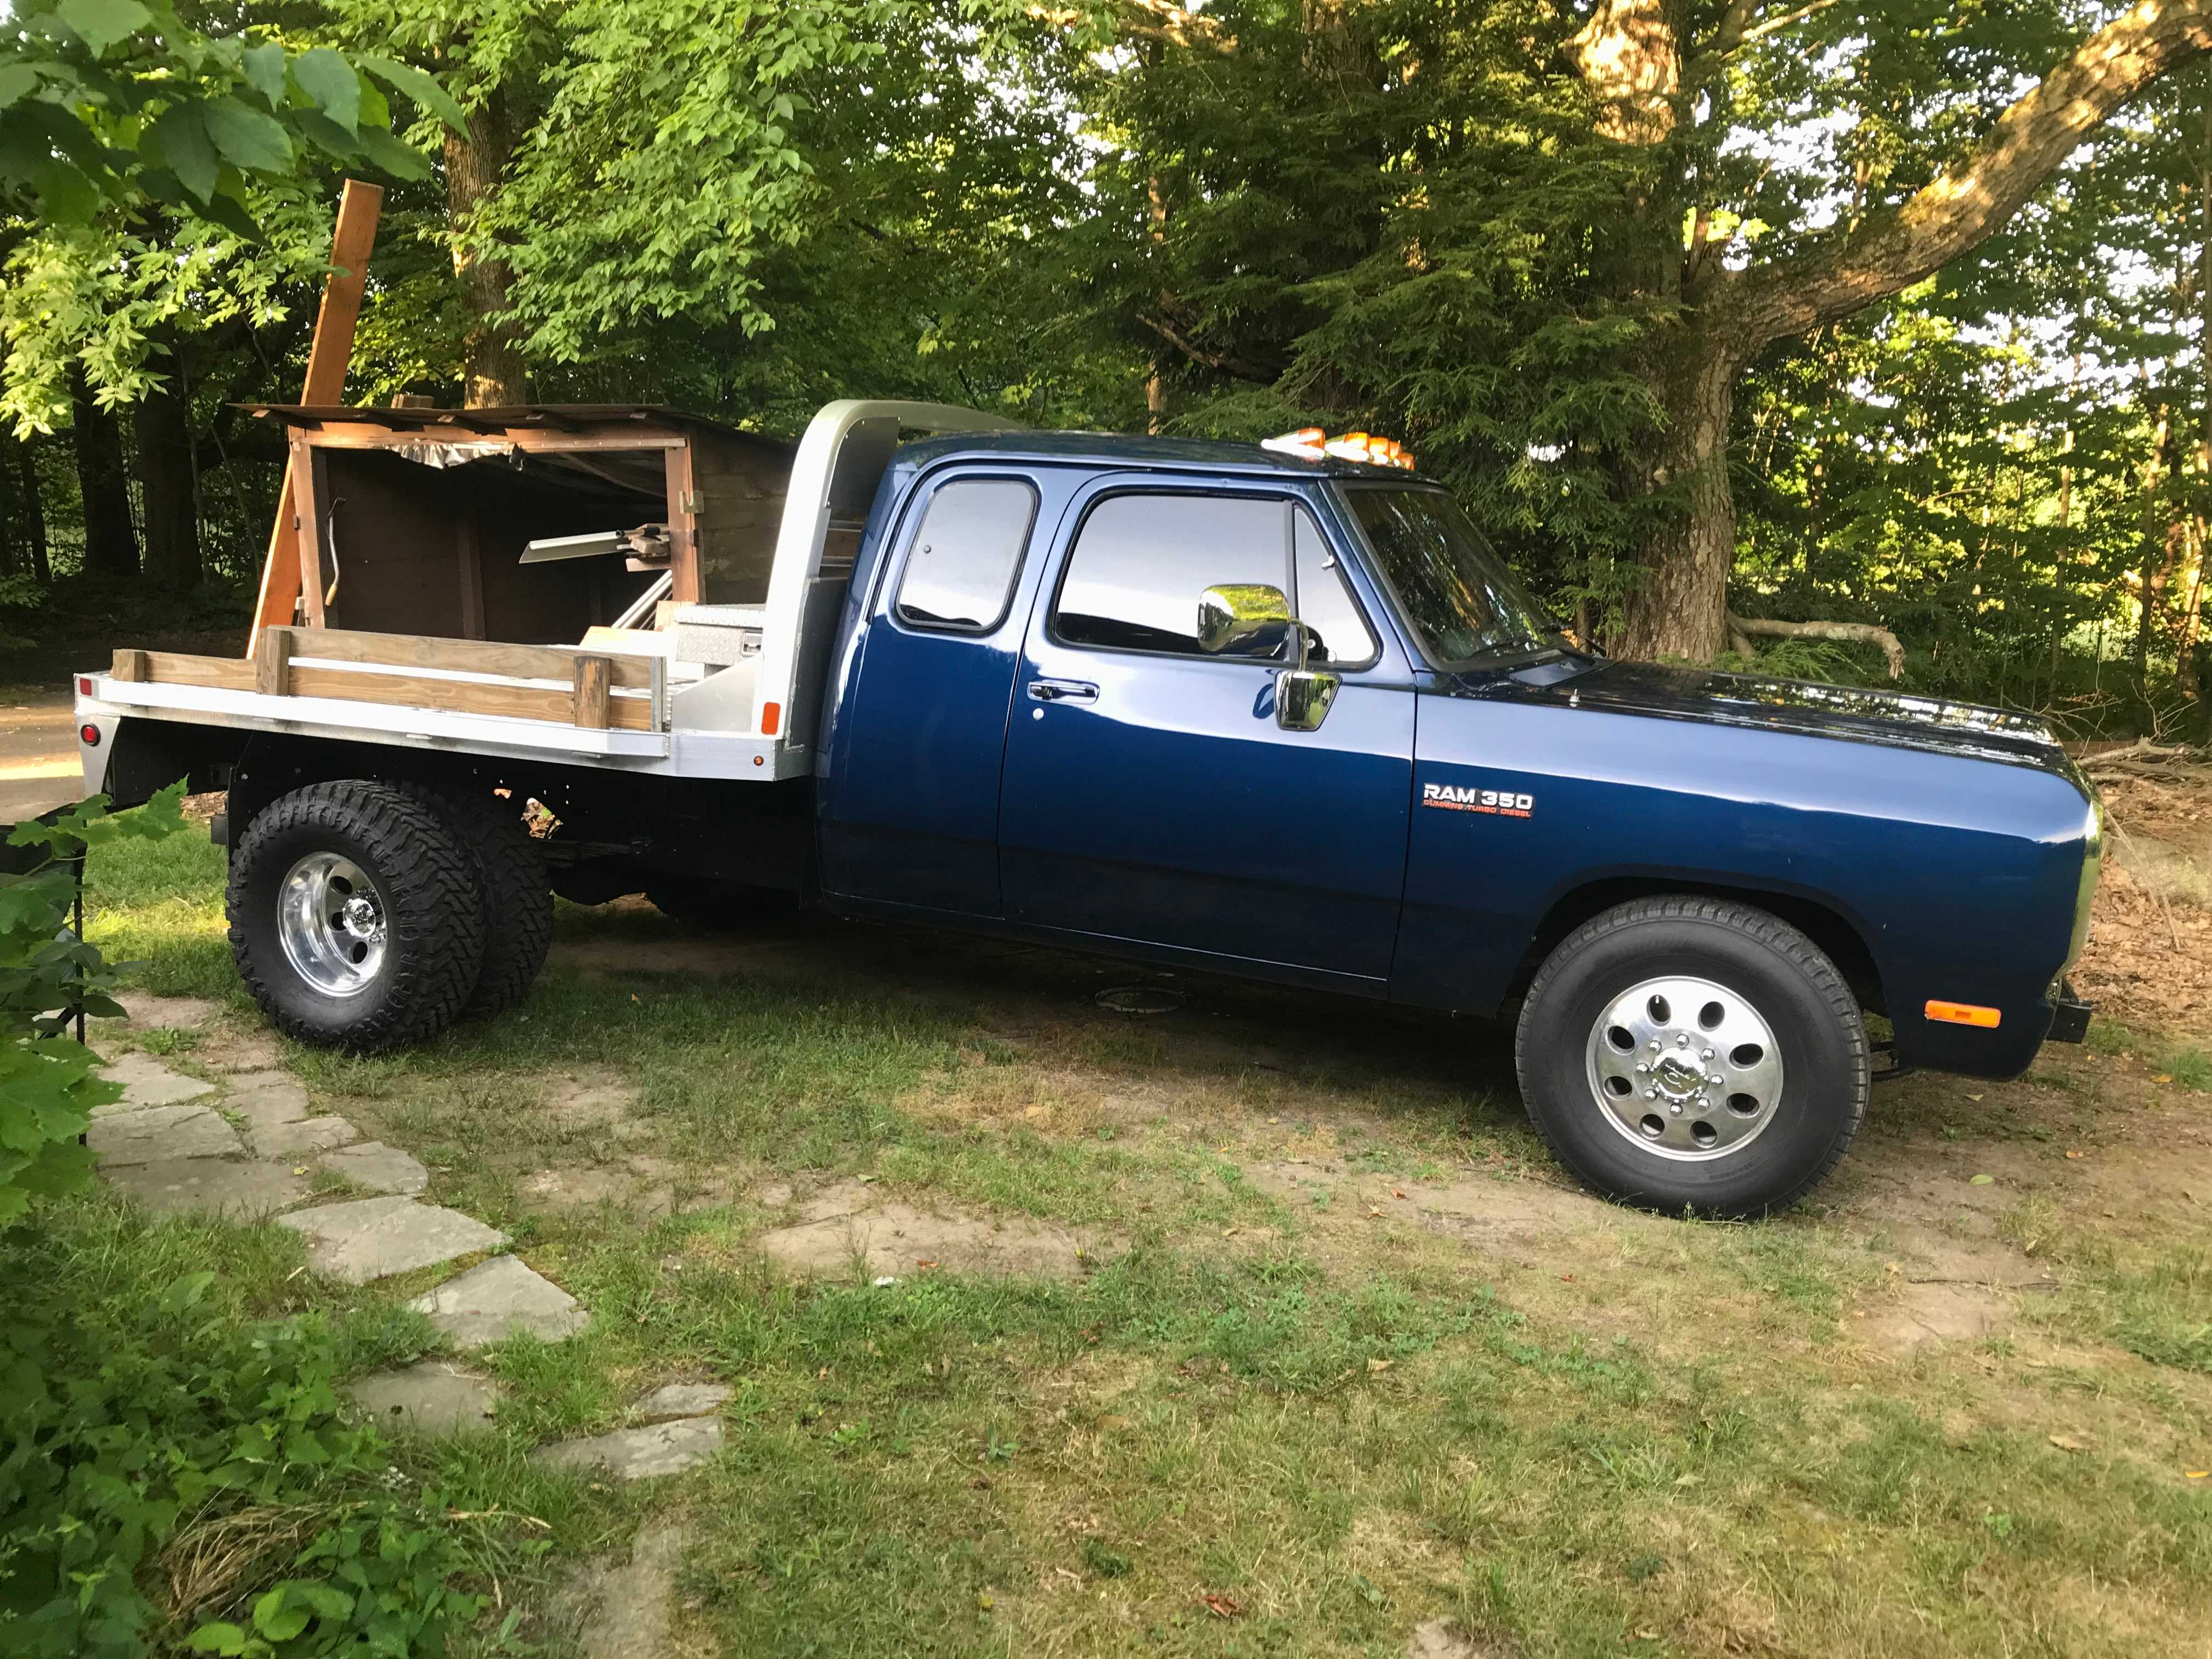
[{"x1": 63, "y1": 819, "x2": 2212, "y2": 1657}]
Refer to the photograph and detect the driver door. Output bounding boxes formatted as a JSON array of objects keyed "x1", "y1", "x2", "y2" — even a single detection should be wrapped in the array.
[{"x1": 995, "y1": 477, "x2": 1416, "y2": 982}]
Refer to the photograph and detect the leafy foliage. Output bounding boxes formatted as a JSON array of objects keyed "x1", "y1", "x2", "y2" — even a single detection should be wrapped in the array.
[
  {"x1": 0, "y1": 1211, "x2": 484, "y2": 1657},
  {"x1": 0, "y1": 785, "x2": 183, "y2": 1223}
]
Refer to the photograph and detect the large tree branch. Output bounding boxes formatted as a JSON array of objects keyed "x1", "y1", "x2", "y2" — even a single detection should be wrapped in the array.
[
  {"x1": 1725, "y1": 0, "x2": 2212, "y2": 353},
  {"x1": 1138, "y1": 306, "x2": 1288, "y2": 384},
  {"x1": 1028, "y1": 0, "x2": 1234, "y2": 52}
]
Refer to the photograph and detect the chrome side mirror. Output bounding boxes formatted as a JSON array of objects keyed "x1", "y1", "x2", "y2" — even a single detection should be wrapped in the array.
[
  {"x1": 1196, "y1": 583, "x2": 1340, "y2": 731},
  {"x1": 1276, "y1": 668, "x2": 1340, "y2": 732},
  {"x1": 1197, "y1": 583, "x2": 1294, "y2": 657}
]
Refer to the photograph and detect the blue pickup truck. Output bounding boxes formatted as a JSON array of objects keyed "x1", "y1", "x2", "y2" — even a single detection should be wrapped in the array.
[{"x1": 77, "y1": 399, "x2": 2100, "y2": 1216}]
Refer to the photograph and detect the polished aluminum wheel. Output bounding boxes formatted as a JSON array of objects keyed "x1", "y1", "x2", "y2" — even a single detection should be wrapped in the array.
[
  {"x1": 277, "y1": 852, "x2": 387, "y2": 997},
  {"x1": 1585, "y1": 975, "x2": 1786, "y2": 1161}
]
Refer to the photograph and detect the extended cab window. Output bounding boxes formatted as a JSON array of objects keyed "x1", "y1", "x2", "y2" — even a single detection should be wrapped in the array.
[
  {"x1": 1056, "y1": 493, "x2": 1374, "y2": 662},
  {"x1": 894, "y1": 478, "x2": 1037, "y2": 631}
]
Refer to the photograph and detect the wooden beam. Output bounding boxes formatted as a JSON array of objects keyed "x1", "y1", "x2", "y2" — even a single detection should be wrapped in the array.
[
  {"x1": 111, "y1": 648, "x2": 149, "y2": 682},
  {"x1": 289, "y1": 625, "x2": 659, "y2": 688},
  {"x1": 573, "y1": 655, "x2": 612, "y2": 728},
  {"x1": 255, "y1": 628, "x2": 294, "y2": 696},
  {"x1": 249, "y1": 180, "x2": 383, "y2": 652}
]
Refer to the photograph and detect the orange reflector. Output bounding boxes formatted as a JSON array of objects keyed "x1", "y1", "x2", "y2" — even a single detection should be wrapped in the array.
[
  {"x1": 1925, "y1": 1000, "x2": 2002, "y2": 1029},
  {"x1": 760, "y1": 701, "x2": 781, "y2": 736}
]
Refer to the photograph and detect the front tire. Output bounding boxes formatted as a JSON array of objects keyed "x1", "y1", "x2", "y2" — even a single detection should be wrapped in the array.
[
  {"x1": 227, "y1": 781, "x2": 488, "y2": 1051},
  {"x1": 1515, "y1": 897, "x2": 1868, "y2": 1217}
]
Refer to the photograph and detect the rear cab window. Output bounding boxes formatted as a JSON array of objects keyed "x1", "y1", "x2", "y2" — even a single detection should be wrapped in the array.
[
  {"x1": 894, "y1": 477, "x2": 1039, "y2": 633},
  {"x1": 1052, "y1": 490, "x2": 1378, "y2": 667}
]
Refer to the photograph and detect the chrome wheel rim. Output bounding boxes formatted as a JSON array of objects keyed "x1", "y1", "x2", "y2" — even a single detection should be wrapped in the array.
[
  {"x1": 1585, "y1": 975, "x2": 1786, "y2": 1162},
  {"x1": 277, "y1": 852, "x2": 387, "y2": 997}
]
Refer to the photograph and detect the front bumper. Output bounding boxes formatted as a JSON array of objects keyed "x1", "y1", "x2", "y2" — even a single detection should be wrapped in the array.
[{"x1": 2047, "y1": 977, "x2": 2092, "y2": 1044}]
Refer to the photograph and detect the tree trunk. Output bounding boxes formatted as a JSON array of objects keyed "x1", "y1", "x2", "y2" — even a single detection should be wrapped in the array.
[
  {"x1": 17, "y1": 442, "x2": 49, "y2": 584},
  {"x1": 69, "y1": 369, "x2": 138, "y2": 580},
  {"x1": 1619, "y1": 347, "x2": 1736, "y2": 661},
  {"x1": 1599, "y1": 0, "x2": 2212, "y2": 663},
  {"x1": 447, "y1": 86, "x2": 529, "y2": 408},
  {"x1": 134, "y1": 343, "x2": 201, "y2": 590}
]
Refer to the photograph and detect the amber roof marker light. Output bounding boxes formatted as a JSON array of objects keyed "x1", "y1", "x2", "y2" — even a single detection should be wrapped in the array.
[{"x1": 1260, "y1": 428, "x2": 1415, "y2": 470}]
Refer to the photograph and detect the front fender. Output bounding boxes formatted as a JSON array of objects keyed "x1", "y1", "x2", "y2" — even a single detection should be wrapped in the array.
[{"x1": 1393, "y1": 691, "x2": 2095, "y2": 1079}]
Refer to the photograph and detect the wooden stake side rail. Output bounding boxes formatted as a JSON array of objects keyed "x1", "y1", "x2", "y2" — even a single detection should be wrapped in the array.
[{"x1": 112, "y1": 627, "x2": 663, "y2": 734}]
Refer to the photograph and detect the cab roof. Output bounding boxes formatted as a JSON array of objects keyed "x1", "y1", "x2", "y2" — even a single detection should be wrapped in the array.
[{"x1": 894, "y1": 429, "x2": 1437, "y2": 484}]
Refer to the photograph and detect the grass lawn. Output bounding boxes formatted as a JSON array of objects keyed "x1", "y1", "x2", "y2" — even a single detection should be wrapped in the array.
[{"x1": 63, "y1": 821, "x2": 2212, "y2": 1657}]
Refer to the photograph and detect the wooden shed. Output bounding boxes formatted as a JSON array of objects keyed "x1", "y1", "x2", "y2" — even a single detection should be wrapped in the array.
[{"x1": 246, "y1": 404, "x2": 797, "y2": 645}]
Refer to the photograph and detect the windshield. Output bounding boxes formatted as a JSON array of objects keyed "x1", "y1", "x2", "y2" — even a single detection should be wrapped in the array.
[{"x1": 1342, "y1": 486, "x2": 1565, "y2": 668}]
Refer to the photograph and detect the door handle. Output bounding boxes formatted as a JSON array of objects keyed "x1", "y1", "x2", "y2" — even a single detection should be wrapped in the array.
[{"x1": 1028, "y1": 678, "x2": 1099, "y2": 703}]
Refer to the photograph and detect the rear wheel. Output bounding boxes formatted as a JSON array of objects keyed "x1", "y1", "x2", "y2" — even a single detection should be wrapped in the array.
[
  {"x1": 227, "y1": 780, "x2": 486, "y2": 1051},
  {"x1": 1515, "y1": 896, "x2": 1868, "y2": 1217},
  {"x1": 402, "y1": 784, "x2": 553, "y2": 1017}
]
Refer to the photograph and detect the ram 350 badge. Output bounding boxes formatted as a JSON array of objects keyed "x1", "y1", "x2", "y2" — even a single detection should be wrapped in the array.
[{"x1": 1422, "y1": 781, "x2": 1534, "y2": 818}]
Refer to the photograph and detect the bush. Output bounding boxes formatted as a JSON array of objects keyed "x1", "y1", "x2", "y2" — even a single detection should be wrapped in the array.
[
  {"x1": 0, "y1": 787, "x2": 185, "y2": 1223},
  {"x1": 0, "y1": 1207, "x2": 486, "y2": 1656},
  {"x1": 1, "y1": 796, "x2": 494, "y2": 1656}
]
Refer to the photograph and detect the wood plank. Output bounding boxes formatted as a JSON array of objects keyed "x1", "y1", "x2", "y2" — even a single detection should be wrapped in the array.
[
  {"x1": 292, "y1": 435, "x2": 329, "y2": 629},
  {"x1": 249, "y1": 180, "x2": 382, "y2": 650},
  {"x1": 112, "y1": 648, "x2": 149, "y2": 682},
  {"x1": 256, "y1": 628, "x2": 293, "y2": 696},
  {"x1": 285, "y1": 665, "x2": 657, "y2": 730},
  {"x1": 665, "y1": 443, "x2": 701, "y2": 604},
  {"x1": 287, "y1": 626, "x2": 657, "y2": 688},
  {"x1": 138, "y1": 652, "x2": 256, "y2": 690},
  {"x1": 573, "y1": 655, "x2": 612, "y2": 728}
]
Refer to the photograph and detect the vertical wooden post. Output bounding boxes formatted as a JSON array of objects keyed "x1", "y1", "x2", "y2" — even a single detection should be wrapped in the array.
[
  {"x1": 248, "y1": 180, "x2": 383, "y2": 653},
  {"x1": 573, "y1": 654, "x2": 612, "y2": 728},
  {"x1": 663, "y1": 442, "x2": 702, "y2": 603},
  {"x1": 255, "y1": 628, "x2": 294, "y2": 696}
]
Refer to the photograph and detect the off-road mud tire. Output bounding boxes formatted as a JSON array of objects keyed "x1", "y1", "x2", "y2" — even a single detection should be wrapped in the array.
[
  {"x1": 398, "y1": 783, "x2": 554, "y2": 1017},
  {"x1": 227, "y1": 780, "x2": 487, "y2": 1051},
  {"x1": 1515, "y1": 896, "x2": 1869, "y2": 1217}
]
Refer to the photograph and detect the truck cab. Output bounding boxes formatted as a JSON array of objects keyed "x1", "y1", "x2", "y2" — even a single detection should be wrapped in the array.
[{"x1": 75, "y1": 402, "x2": 2102, "y2": 1217}]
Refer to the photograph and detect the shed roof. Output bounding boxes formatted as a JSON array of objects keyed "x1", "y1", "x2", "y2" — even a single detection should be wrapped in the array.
[{"x1": 244, "y1": 403, "x2": 794, "y2": 453}]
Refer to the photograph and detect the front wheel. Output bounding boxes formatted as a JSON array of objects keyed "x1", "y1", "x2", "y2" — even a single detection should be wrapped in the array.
[{"x1": 1515, "y1": 896, "x2": 1869, "y2": 1217}]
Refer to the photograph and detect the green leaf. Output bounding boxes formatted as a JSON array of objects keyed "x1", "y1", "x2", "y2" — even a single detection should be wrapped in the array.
[
  {"x1": 240, "y1": 41, "x2": 286, "y2": 107},
  {"x1": 57, "y1": 0, "x2": 152, "y2": 58},
  {"x1": 147, "y1": 104, "x2": 217, "y2": 202},
  {"x1": 0, "y1": 65, "x2": 41, "y2": 111},
  {"x1": 291, "y1": 49, "x2": 360, "y2": 136},
  {"x1": 251, "y1": 1586, "x2": 311, "y2": 1641},
  {"x1": 185, "y1": 1620, "x2": 253, "y2": 1655},
  {"x1": 356, "y1": 53, "x2": 468, "y2": 135},
  {"x1": 201, "y1": 95, "x2": 292, "y2": 173},
  {"x1": 350, "y1": 126, "x2": 432, "y2": 183},
  {"x1": 196, "y1": 187, "x2": 264, "y2": 243},
  {"x1": 31, "y1": 156, "x2": 100, "y2": 224}
]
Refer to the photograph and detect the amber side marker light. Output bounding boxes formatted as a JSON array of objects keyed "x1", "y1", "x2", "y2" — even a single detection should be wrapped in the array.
[{"x1": 1926, "y1": 1000, "x2": 2002, "y2": 1029}]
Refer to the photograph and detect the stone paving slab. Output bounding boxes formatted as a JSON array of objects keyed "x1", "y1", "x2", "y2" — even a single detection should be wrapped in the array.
[
  {"x1": 88, "y1": 1103, "x2": 245, "y2": 1166},
  {"x1": 279, "y1": 1197, "x2": 507, "y2": 1284},
  {"x1": 635, "y1": 1382, "x2": 731, "y2": 1422},
  {"x1": 224, "y1": 1071, "x2": 314, "y2": 1134},
  {"x1": 562, "y1": 1524, "x2": 692, "y2": 1659},
  {"x1": 257, "y1": 1115, "x2": 359, "y2": 1157},
  {"x1": 321, "y1": 1141, "x2": 428, "y2": 1196},
  {"x1": 532, "y1": 1417, "x2": 724, "y2": 1481},
  {"x1": 346, "y1": 1360, "x2": 501, "y2": 1434},
  {"x1": 103, "y1": 1156, "x2": 309, "y2": 1218},
  {"x1": 104, "y1": 1051, "x2": 217, "y2": 1108},
  {"x1": 408, "y1": 1254, "x2": 587, "y2": 1348}
]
